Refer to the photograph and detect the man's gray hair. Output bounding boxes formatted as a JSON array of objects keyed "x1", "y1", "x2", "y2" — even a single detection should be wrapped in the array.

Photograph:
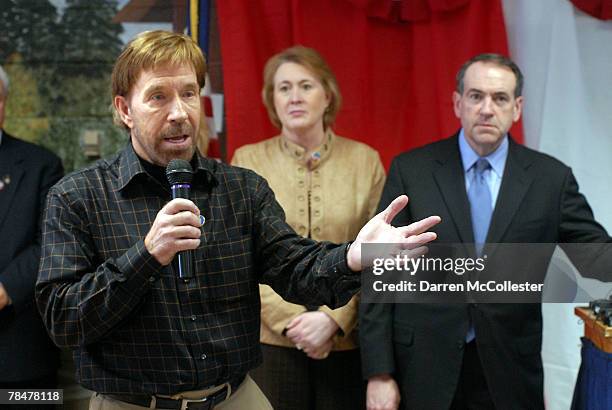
[
  {"x1": 0, "y1": 65, "x2": 9, "y2": 98},
  {"x1": 456, "y1": 53, "x2": 524, "y2": 98}
]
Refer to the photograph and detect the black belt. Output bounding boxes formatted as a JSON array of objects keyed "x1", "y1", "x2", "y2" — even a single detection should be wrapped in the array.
[{"x1": 107, "y1": 376, "x2": 244, "y2": 410}]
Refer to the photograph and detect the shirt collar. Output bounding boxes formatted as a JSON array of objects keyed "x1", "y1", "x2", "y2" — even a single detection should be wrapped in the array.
[
  {"x1": 279, "y1": 131, "x2": 334, "y2": 170},
  {"x1": 117, "y1": 141, "x2": 218, "y2": 191},
  {"x1": 458, "y1": 128, "x2": 508, "y2": 178}
]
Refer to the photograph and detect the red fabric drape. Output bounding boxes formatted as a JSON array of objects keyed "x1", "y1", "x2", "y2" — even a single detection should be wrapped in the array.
[
  {"x1": 217, "y1": 0, "x2": 522, "y2": 167},
  {"x1": 571, "y1": 0, "x2": 612, "y2": 20},
  {"x1": 355, "y1": 0, "x2": 470, "y2": 23}
]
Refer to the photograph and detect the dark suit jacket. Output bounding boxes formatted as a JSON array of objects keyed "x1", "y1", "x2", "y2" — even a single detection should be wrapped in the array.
[
  {"x1": 360, "y1": 134, "x2": 611, "y2": 410},
  {"x1": 0, "y1": 133, "x2": 63, "y2": 382}
]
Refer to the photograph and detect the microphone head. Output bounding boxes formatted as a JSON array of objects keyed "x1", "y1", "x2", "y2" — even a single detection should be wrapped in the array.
[{"x1": 166, "y1": 159, "x2": 194, "y2": 186}]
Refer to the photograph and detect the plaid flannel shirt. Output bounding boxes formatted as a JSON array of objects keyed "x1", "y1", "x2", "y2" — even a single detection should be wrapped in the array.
[{"x1": 36, "y1": 143, "x2": 358, "y2": 395}]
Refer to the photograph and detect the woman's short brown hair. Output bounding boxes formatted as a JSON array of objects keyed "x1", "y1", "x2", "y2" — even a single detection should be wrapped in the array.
[
  {"x1": 262, "y1": 46, "x2": 341, "y2": 130},
  {"x1": 111, "y1": 30, "x2": 207, "y2": 129}
]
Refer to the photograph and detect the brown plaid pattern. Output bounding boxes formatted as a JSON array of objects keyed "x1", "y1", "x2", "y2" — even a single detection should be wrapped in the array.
[{"x1": 36, "y1": 143, "x2": 358, "y2": 395}]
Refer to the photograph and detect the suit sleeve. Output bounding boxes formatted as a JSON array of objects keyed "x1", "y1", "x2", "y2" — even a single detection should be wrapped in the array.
[
  {"x1": 558, "y1": 168, "x2": 612, "y2": 281},
  {"x1": 558, "y1": 168, "x2": 610, "y2": 242},
  {"x1": 360, "y1": 157, "x2": 406, "y2": 379},
  {"x1": 0, "y1": 153, "x2": 63, "y2": 313}
]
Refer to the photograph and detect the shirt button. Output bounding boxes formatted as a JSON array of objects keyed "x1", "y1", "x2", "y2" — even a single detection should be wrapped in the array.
[
  {"x1": 298, "y1": 195, "x2": 305, "y2": 201},
  {"x1": 314, "y1": 171, "x2": 319, "y2": 177},
  {"x1": 191, "y1": 315, "x2": 197, "y2": 321},
  {"x1": 313, "y1": 196, "x2": 320, "y2": 202},
  {"x1": 314, "y1": 210, "x2": 320, "y2": 217},
  {"x1": 298, "y1": 180, "x2": 305, "y2": 187},
  {"x1": 298, "y1": 168, "x2": 304, "y2": 173},
  {"x1": 313, "y1": 227, "x2": 321, "y2": 234},
  {"x1": 148, "y1": 276, "x2": 157, "y2": 283},
  {"x1": 299, "y1": 209, "x2": 305, "y2": 215},
  {"x1": 200, "y1": 353, "x2": 207, "y2": 360}
]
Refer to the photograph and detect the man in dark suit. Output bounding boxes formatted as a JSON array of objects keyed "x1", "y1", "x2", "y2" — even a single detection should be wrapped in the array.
[
  {"x1": 0, "y1": 64, "x2": 63, "y2": 406},
  {"x1": 360, "y1": 54, "x2": 612, "y2": 410}
]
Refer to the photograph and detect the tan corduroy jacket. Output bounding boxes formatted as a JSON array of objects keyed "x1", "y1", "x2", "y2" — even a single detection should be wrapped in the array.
[{"x1": 231, "y1": 132, "x2": 385, "y2": 350}]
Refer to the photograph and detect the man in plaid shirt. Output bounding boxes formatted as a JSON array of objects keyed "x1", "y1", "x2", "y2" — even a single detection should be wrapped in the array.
[{"x1": 36, "y1": 31, "x2": 439, "y2": 410}]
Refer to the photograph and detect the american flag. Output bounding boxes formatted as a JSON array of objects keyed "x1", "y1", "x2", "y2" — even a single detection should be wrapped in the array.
[
  {"x1": 200, "y1": 75, "x2": 221, "y2": 159},
  {"x1": 186, "y1": 0, "x2": 221, "y2": 160}
]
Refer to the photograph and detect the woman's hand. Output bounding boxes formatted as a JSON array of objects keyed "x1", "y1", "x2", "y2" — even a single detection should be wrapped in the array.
[{"x1": 285, "y1": 311, "x2": 339, "y2": 358}]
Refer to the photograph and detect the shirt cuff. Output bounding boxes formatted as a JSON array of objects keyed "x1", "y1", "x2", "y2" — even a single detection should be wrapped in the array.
[{"x1": 115, "y1": 239, "x2": 164, "y2": 286}]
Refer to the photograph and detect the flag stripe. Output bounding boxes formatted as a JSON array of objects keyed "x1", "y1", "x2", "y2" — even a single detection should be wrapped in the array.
[{"x1": 187, "y1": 0, "x2": 218, "y2": 159}]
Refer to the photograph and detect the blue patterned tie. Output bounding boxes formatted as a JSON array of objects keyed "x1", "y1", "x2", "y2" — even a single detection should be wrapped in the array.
[
  {"x1": 468, "y1": 159, "x2": 493, "y2": 257},
  {"x1": 466, "y1": 158, "x2": 492, "y2": 342}
]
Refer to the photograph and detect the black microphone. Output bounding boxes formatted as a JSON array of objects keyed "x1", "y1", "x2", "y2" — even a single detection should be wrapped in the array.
[{"x1": 166, "y1": 159, "x2": 195, "y2": 280}]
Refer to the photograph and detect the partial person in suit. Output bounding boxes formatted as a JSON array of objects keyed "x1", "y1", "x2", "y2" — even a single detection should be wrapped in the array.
[
  {"x1": 0, "y1": 64, "x2": 64, "y2": 408},
  {"x1": 232, "y1": 46, "x2": 385, "y2": 410},
  {"x1": 359, "y1": 53, "x2": 612, "y2": 410}
]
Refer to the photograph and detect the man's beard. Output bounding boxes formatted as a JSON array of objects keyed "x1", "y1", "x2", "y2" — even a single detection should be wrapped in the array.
[
  {"x1": 132, "y1": 122, "x2": 197, "y2": 166},
  {"x1": 159, "y1": 122, "x2": 194, "y2": 141}
]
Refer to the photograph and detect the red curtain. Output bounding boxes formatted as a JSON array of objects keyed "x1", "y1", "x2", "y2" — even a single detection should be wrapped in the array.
[
  {"x1": 217, "y1": 0, "x2": 522, "y2": 167},
  {"x1": 570, "y1": 0, "x2": 612, "y2": 19}
]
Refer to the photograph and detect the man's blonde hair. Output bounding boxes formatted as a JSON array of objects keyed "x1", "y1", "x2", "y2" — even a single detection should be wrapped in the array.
[{"x1": 111, "y1": 30, "x2": 207, "y2": 129}]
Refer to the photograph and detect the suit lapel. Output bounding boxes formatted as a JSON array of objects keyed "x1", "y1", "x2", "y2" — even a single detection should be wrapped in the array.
[
  {"x1": 486, "y1": 139, "x2": 534, "y2": 244},
  {"x1": 0, "y1": 135, "x2": 25, "y2": 230},
  {"x1": 432, "y1": 136, "x2": 475, "y2": 244}
]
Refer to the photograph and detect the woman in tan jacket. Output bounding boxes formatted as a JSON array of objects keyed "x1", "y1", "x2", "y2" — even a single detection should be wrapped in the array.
[{"x1": 231, "y1": 46, "x2": 385, "y2": 410}]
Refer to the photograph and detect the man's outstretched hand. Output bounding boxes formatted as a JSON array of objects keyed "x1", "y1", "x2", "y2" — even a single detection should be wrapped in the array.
[{"x1": 347, "y1": 195, "x2": 441, "y2": 271}]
